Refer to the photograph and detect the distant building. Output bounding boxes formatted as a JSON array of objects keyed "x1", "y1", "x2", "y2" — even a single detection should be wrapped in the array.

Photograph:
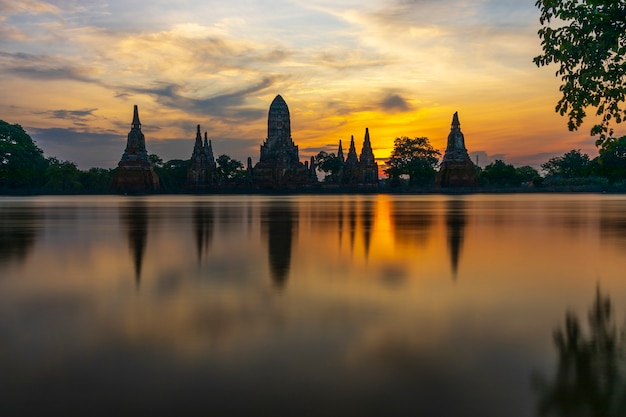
[
  {"x1": 111, "y1": 105, "x2": 160, "y2": 193},
  {"x1": 251, "y1": 95, "x2": 316, "y2": 188},
  {"x1": 338, "y1": 128, "x2": 379, "y2": 188},
  {"x1": 187, "y1": 125, "x2": 217, "y2": 189},
  {"x1": 435, "y1": 112, "x2": 478, "y2": 187}
]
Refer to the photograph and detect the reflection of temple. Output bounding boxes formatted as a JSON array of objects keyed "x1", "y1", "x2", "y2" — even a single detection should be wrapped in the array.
[
  {"x1": 111, "y1": 105, "x2": 160, "y2": 193},
  {"x1": 0, "y1": 205, "x2": 41, "y2": 266},
  {"x1": 251, "y1": 95, "x2": 317, "y2": 188},
  {"x1": 336, "y1": 129, "x2": 379, "y2": 188},
  {"x1": 120, "y1": 201, "x2": 148, "y2": 286},
  {"x1": 390, "y1": 200, "x2": 433, "y2": 247},
  {"x1": 193, "y1": 203, "x2": 215, "y2": 263},
  {"x1": 445, "y1": 199, "x2": 466, "y2": 279},
  {"x1": 262, "y1": 202, "x2": 296, "y2": 288},
  {"x1": 187, "y1": 125, "x2": 217, "y2": 189},
  {"x1": 435, "y1": 112, "x2": 478, "y2": 187}
]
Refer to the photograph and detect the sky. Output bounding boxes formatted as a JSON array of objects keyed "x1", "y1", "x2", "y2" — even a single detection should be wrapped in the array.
[{"x1": 0, "y1": 0, "x2": 612, "y2": 169}]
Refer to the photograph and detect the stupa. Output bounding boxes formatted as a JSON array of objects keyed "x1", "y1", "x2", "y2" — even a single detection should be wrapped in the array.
[
  {"x1": 252, "y1": 95, "x2": 314, "y2": 188},
  {"x1": 111, "y1": 105, "x2": 160, "y2": 192},
  {"x1": 434, "y1": 112, "x2": 478, "y2": 187}
]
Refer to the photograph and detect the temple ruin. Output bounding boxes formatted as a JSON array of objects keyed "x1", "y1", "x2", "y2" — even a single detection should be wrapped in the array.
[
  {"x1": 434, "y1": 112, "x2": 478, "y2": 187},
  {"x1": 187, "y1": 125, "x2": 217, "y2": 189},
  {"x1": 251, "y1": 95, "x2": 317, "y2": 188},
  {"x1": 111, "y1": 105, "x2": 160, "y2": 193}
]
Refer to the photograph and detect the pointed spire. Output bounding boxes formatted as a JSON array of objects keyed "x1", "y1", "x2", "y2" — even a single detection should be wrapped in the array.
[
  {"x1": 345, "y1": 135, "x2": 359, "y2": 166},
  {"x1": 132, "y1": 105, "x2": 141, "y2": 129},
  {"x1": 359, "y1": 127, "x2": 375, "y2": 165},
  {"x1": 194, "y1": 125, "x2": 203, "y2": 148},
  {"x1": 337, "y1": 139, "x2": 345, "y2": 163},
  {"x1": 452, "y1": 112, "x2": 460, "y2": 130}
]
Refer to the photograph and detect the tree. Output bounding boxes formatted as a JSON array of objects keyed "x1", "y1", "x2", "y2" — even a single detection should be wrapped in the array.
[
  {"x1": 0, "y1": 121, "x2": 47, "y2": 189},
  {"x1": 216, "y1": 154, "x2": 245, "y2": 182},
  {"x1": 384, "y1": 136, "x2": 440, "y2": 186},
  {"x1": 596, "y1": 135, "x2": 626, "y2": 181},
  {"x1": 480, "y1": 160, "x2": 521, "y2": 186},
  {"x1": 534, "y1": 1, "x2": 626, "y2": 146},
  {"x1": 314, "y1": 151, "x2": 343, "y2": 183},
  {"x1": 149, "y1": 154, "x2": 164, "y2": 168},
  {"x1": 43, "y1": 157, "x2": 82, "y2": 192},
  {"x1": 516, "y1": 165, "x2": 541, "y2": 183},
  {"x1": 154, "y1": 159, "x2": 188, "y2": 191},
  {"x1": 542, "y1": 149, "x2": 591, "y2": 178}
]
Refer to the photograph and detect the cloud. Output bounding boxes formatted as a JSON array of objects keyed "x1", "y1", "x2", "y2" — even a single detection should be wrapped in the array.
[
  {"x1": 39, "y1": 108, "x2": 99, "y2": 121},
  {"x1": 0, "y1": 0, "x2": 60, "y2": 15},
  {"x1": 0, "y1": 52, "x2": 95, "y2": 83},
  {"x1": 123, "y1": 76, "x2": 282, "y2": 121},
  {"x1": 380, "y1": 93, "x2": 411, "y2": 112}
]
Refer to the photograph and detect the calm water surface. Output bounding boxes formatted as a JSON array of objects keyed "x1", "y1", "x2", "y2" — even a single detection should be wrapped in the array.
[{"x1": 2, "y1": 194, "x2": 626, "y2": 416}]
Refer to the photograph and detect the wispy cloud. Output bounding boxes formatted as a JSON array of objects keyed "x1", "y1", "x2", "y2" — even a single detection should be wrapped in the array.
[
  {"x1": 40, "y1": 108, "x2": 99, "y2": 121},
  {"x1": 0, "y1": 52, "x2": 95, "y2": 82}
]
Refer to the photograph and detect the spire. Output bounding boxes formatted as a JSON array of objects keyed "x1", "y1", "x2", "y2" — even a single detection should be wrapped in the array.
[
  {"x1": 337, "y1": 139, "x2": 345, "y2": 163},
  {"x1": 452, "y1": 112, "x2": 460, "y2": 130},
  {"x1": 442, "y1": 111, "x2": 468, "y2": 162},
  {"x1": 132, "y1": 105, "x2": 141, "y2": 130},
  {"x1": 194, "y1": 125, "x2": 203, "y2": 148},
  {"x1": 359, "y1": 128, "x2": 375, "y2": 166},
  {"x1": 345, "y1": 135, "x2": 359, "y2": 167}
]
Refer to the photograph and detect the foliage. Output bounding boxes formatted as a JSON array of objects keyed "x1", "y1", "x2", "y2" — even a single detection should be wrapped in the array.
[
  {"x1": 596, "y1": 135, "x2": 626, "y2": 181},
  {"x1": 480, "y1": 160, "x2": 522, "y2": 186},
  {"x1": 216, "y1": 154, "x2": 245, "y2": 182},
  {"x1": 516, "y1": 165, "x2": 541, "y2": 183},
  {"x1": 314, "y1": 151, "x2": 343, "y2": 183},
  {"x1": 79, "y1": 168, "x2": 115, "y2": 193},
  {"x1": 149, "y1": 154, "x2": 164, "y2": 168},
  {"x1": 534, "y1": 0, "x2": 626, "y2": 146},
  {"x1": 43, "y1": 157, "x2": 82, "y2": 193},
  {"x1": 154, "y1": 158, "x2": 189, "y2": 191},
  {"x1": 384, "y1": 136, "x2": 441, "y2": 186},
  {"x1": 542, "y1": 149, "x2": 591, "y2": 178},
  {"x1": 0, "y1": 120, "x2": 47, "y2": 189}
]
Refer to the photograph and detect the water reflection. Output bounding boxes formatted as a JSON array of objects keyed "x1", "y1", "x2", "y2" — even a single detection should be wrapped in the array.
[
  {"x1": 0, "y1": 204, "x2": 41, "y2": 267},
  {"x1": 193, "y1": 202, "x2": 214, "y2": 263},
  {"x1": 262, "y1": 201, "x2": 296, "y2": 288},
  {"x1": 120, "y1": 201, "x2": 148, "y2": 286},
  {"x1": 362, "y1": 199, "x2": 374, "y2": 259},
  {"x1": 534, "y1": 288, "x2": 626, "y2": 416},
  {"x1": 445, "y1": 199, "x2": 466, "y2": 279},
  {"x1": 390, "y1": 199, "x2": 434, "y2": 247}
]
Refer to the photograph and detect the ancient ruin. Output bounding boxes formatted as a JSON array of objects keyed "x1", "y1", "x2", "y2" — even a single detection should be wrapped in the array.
[
  {"x1": 435, "y1": 112, "x2": 478, "y2": 187},
  {"x1": 251, "y1": 95, "x2": 316, "y2": 188},
  {"x1": 187, "y1": 125, "x2": 217, "y2": 189},
  {"x1": 111, "y1": 105, "x2": 160, "y2": 193},
  {"x1": 337, "y1": 129, "x2": 379, "y2": 188}
]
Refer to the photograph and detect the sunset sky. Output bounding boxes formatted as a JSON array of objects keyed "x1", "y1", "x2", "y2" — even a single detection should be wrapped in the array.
[{"x1": 0, "y1": 0, "x2": 614, "y2": 169}]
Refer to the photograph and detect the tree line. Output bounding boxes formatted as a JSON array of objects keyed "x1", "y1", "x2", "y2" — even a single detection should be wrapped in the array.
[{"x1": 5, "y1": 119, "x2": 626, "y2": 193}]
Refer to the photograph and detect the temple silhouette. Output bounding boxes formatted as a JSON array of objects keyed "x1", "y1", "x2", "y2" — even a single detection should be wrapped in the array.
[
  {"x1": 109, "y1": 98, "x2": 486, "y2": 192},
  {"x1": 435, "y1": 112, "x2": 479, "y2": 187},
  {"x1": 251, "y1": 95, "x2": 317, "y2": 188},
  {"x1": 331, "y1": 129, "x2": 379, "y2": 188},
  {"x1": 111, "y1": 105, "x2": 160, "y2": 193},
  {"x1": 187, "y1": 125, "x2": 217, "y2": 190}
]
